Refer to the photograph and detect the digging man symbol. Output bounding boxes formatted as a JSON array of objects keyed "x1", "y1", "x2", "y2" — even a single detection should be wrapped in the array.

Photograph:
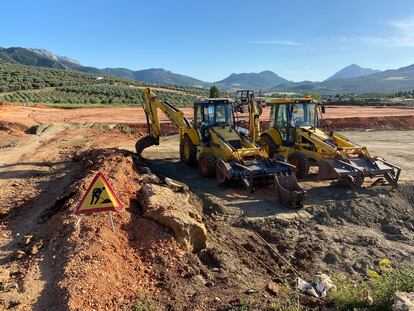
[{"x1": 90, "y1": 187, "x2": 105, "y2": 205}]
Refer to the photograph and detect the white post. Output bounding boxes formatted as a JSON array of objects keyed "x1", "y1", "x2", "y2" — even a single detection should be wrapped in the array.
[{"x1": 108, "y1": 212, "x2": 115, "y2": 233}]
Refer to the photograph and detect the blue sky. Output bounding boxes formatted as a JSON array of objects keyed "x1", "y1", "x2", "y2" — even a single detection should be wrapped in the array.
[{"x1": 2, "y1": 0, "x2": 414, "y2": 82}]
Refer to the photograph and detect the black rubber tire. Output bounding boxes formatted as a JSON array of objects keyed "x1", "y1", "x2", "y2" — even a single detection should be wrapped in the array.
[
  {"x1": 288, "y1": 152, "x2": 310, "y2": 178},
  {"x1": 258, "y1": 134, "x2": 279, "y2": 159},
  {"x1": 135, "y1": 135, "x2": 158, "y2": 156},
  {"x1": 180, "y1": 135, "x2": 197, "y2": 167},
  {"x1": 198, "y1": 152, "x2": 217, "y2": 178}
]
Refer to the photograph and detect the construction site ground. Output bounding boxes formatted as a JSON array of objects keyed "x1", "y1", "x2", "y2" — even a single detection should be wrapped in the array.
[{"x1": 0, "y1": 103, "x2": 413, "y2": 310}]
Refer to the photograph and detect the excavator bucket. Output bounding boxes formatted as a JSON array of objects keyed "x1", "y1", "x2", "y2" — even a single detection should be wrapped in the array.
[
  {"x1": 275, "y1": 173, "x2": 306, "y2": 209},
  {"x1": 216, "y1": 158, "x2": 306, "y2": 208},
  {"x1": 135, "y1": 135, "x2": 159, "y2": 156},
  {"x1": 318, "y1": 156, "x2": 401, "y2": 189}
]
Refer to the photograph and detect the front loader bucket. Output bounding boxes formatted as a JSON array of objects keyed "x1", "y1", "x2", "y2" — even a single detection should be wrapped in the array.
[
  {"x1": 275, "y1": 173, "x2": 306, "y2": 209},
  {"x1": 318, "y1": 157, "x2": 401, "y2": 189},
  {"x1": 135, "y1": 135, "x2": 159, "y2": 156},
  {"x1": 217, "y1": 158, "x2": 306, "y2": 208}
]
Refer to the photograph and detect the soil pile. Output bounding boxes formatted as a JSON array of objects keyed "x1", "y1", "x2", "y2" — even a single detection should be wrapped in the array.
[
  {"x1": 237, "y1": 184, "x2": 414, "y2": 278},
  {"x1": 0, "y1": 121, "x2": 28, "y2": 136}
]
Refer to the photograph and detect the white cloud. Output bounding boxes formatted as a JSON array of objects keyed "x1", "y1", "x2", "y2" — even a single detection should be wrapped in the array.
[
  {"x1": 319, "y1": 17, "x2": 414, "y2": 48},
  {"x1": 247, "y1": 40, "x2": 303, "y2": 46},
  {"x1": 353, "y1": 16, "x2": 414, "y2": 47}
]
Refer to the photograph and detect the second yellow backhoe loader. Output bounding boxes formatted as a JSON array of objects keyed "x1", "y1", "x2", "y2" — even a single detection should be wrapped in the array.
[
  {"x1": 135, "y1": 88, "x2": 306, "y2": 208},
  {"x1": 235, "y1": 90, "x2": 401, "y2": 190}
]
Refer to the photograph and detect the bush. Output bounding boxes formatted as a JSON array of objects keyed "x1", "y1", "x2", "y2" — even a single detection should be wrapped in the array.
[{"x1": 331, "y1": 261, "x2": 414, "y2": 310}]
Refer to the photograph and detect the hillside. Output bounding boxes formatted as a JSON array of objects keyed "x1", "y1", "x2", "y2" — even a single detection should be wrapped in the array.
[
  {"x1": 322, "y1": 63, "x2": 414, "y2": 93},
  {"x1": 325, "y1": 64, "x2": 380, "y2": 81},
  {"x1": 214, "y1": 70, "x2": 289, "y2": 91},
  {"x1": 271, "y1": 64, "x2": 414, "y2": 94},
  {"x1": 0, "y1": 63, "x2": 207, "y2": 106},
  {"x1": 0, "y1": 47, "x2": 67, "y2": 70},
  {"x1": 102, "y1": 68, "x2": 210, "y2": 88},
  {"x1": 0, "y1": 47, "x2": 208, "y2": 88},
  {"x1": 3, "y1": 47, "x2": 414, "y2": 94}
]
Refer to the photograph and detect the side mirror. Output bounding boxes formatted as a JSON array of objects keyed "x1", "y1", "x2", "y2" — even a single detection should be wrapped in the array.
[{"x1": 321, "y1": 105, "x2": 326, "y2": 114}]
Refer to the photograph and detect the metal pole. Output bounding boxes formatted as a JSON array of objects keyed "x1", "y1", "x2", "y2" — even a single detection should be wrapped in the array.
[
  {"x1": 108, "y1": 212, "x2": 115, "y2": 233},
  {"x1": 74, "y1": 216, "x2": 82, "y2": 228}
]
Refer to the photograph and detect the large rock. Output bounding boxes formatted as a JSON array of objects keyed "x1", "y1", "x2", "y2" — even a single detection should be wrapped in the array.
[
  {"x1": 140, "y1": 184, "x2": 207, "y2": 252},
  {"x1": 393, "y1": 292, "x2": 414, "y2": 311}
]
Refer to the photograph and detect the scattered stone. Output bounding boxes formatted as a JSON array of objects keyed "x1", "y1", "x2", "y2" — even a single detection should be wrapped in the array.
[
  {"x1": 85, "y1": 159, "x2": 94, "y2": 167},
  {"x1": 214, "y1": 297, "x2": 222, "y2": 302},
  {"x1": 15, "y1": 250, "x2": 25, "y2": 259},
  {"x1": 30, "y1": 245, "x2": 39, "y2": 255},
  {"x1": 139, "y1": 174, "x2": 161, "y2": 184},
  {"x1": 323, "y1": 252, "x2": 338, "y2": 265},
  {"x1": 205, "y1": 281, "x2": 214, "y2": 287},
  {"x1": 245, "y1": 289, "x2": 255, "y2": 295},
  {"x1": 7, "y1": 299, "x2": 20, "y2": 309},
  {"x1": 23, "y1": 234, "x2": 34, "y2": 245},
  {"x1": 392, "y1": 291, "x2": 414, "y2": 311},
  {"x1": 266, "y1": 281, "x2": 280, "y2": 296},
  {"x1": 165, "y1": 177, "x2": 189, "y2": 192},
  {"x1": 140, "y1": 184, "x2": 207, "y2": 252},
  {"x1": 141, "y1": 167, "x2": 152, "y2": 174},
  {"x1": 192, "y1": 274, "x2": 206, "y2": 285},
  {"x1": 30, "y1": 240, "x2": 43, "y2": 255}
]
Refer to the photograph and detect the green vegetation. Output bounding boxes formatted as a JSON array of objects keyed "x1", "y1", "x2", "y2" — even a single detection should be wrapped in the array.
[
  {"x1": 129, "y1": 292, "x2": 157, "y2": 311},
  {"x1": 331, "y1": 261, "x2": 414, "y2": 310},
  {"x1": 209, "y1": 85, "x2": 220, "y2": 98},
  {"x1": 0, "y1": 63, "x2": 207, "y2": 107}
]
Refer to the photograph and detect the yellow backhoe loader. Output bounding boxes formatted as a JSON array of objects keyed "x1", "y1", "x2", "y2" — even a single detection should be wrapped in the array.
[
  {"x1": 135, "y1": 88, "x2": 306, "y2": 208},
  {"x1": 235, "y1": 90, "x2": 401, "y2": 190}
]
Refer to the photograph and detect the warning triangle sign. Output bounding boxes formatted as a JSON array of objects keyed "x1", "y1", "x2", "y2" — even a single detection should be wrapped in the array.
[{"x1": 75, "y1": 172, "x2": 123, "y2": 215}]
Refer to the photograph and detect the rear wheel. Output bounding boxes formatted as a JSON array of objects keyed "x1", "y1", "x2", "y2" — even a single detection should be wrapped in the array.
[
  {"x1": 198, "y1": 152, "x2": 216, "y2": 177},
  {"x1": 258, "y1": 134, "x2": 279, "y2": 159},
  {"x1": 288, "y1": 152, "x2": 310, "y2": 178},
  {"x1": 180, "y1": 135, "x2": 197, "y2": 166}
]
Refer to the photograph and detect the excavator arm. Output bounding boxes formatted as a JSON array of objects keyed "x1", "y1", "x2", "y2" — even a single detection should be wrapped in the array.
[
  {"x1": 248, "y1": 92, "x2": 262, "y2": 143},
  {"x1": 136, "y1": 88, "x2": 192, "y2": 155}
]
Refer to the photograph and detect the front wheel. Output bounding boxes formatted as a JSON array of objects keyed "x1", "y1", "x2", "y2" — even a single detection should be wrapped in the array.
[
  {"x1": 180, "y1": 135, "x2": 197, "y2": 167},
  {"x1": 198, "y1": 152, "x2": 216, "y2": 178}
]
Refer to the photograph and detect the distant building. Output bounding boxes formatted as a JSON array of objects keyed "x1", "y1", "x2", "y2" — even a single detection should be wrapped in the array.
[{"x1": 94, "y1": 76, "x2": 104, "y2": 81}]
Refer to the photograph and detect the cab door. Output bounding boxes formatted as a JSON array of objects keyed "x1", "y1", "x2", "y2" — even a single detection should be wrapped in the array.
[{"x1": 270, "y1": 103, "x2": 296, "y2": 146}]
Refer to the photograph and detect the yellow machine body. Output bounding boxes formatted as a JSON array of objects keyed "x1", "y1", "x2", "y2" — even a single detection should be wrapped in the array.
[
  {"x1": 135, "y1": 88, "x2": 306, "y2": 208},
  {"x1": 240, "y1": 95, "x2": 401, "y2": 189}
]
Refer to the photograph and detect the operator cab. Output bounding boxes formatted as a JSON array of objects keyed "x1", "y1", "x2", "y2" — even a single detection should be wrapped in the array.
[
  {"x1": 193, "y1": 98, "x2": 239, "y2": 146},
  {"x1": 269, "y1": 99, "x2": 319, "y2": 146}
]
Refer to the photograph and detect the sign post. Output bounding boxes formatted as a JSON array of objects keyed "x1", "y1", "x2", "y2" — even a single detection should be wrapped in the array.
[{"x1": 74, "y1": 173, "x2": 123, "y2": 233}]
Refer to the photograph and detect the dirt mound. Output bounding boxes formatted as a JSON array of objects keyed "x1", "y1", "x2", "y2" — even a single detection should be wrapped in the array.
[
  {"x1": 0, "y1": 101, "x2": 13, "y2": 107},
  {"x1": 0, "y1": 121, "x2": 29, "y2": 136},
  {"x1": 325, "y1": 115, "x2": 414, "y2": 130},
  {"x1": 37, "y1": 149, "x2": 184, "y2": 310},
  {"x1": 33, "y1": 103, "x2": 47, "y2": 108},
  {"x1": 237, "y1": 184, "x2": 414, "y2": 277}
]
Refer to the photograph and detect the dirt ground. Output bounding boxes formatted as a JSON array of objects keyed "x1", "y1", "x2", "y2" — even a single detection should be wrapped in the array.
[
  {"x1": 1, "y1": 103, "x2": 414, "y2": 127},
  {"x1": 0, "y1": 105, "x2": 413, "y2": 310}
]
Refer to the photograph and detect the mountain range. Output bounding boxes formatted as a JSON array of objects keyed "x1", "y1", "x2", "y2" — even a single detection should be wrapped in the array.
[
  {"x1": 325, "y1": 64, "x2": 380, "y2": 81},
  {"x1": 1, "y1": 47, "x2": 414, "y2": 93}
]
